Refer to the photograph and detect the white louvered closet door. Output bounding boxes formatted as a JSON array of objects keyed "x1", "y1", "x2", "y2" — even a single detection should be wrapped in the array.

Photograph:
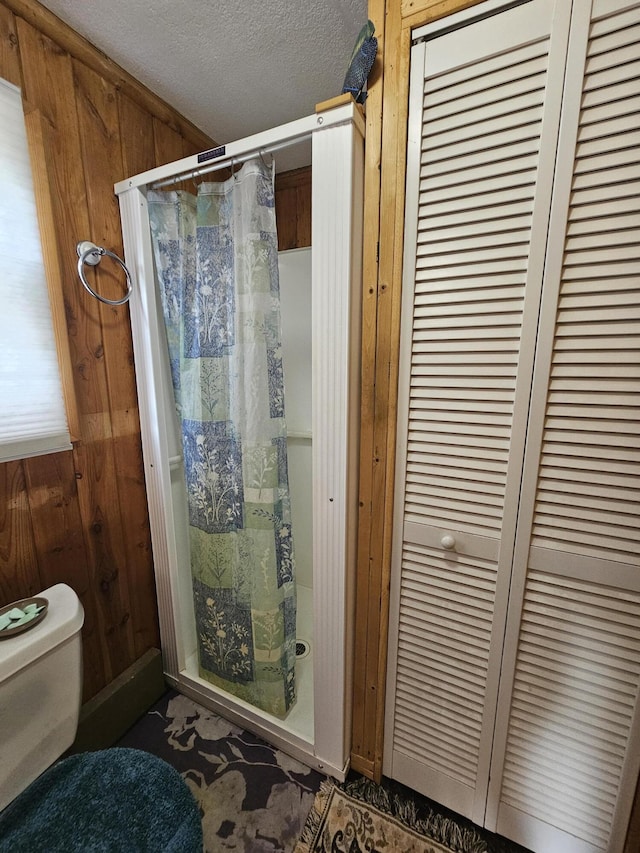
[
  {"x1": 385, "y1": 0, "x2": 640, "y2": 851},
  {"x1": 486, "y1": 2, "x2": 640, "y2": 852},
  {"x1": 383, "y1": 0, "x2": 573, "y2": 827}
]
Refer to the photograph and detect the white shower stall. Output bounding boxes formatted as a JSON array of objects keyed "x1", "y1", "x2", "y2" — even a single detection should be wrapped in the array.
[{"x1": 115, "y1": 98, "x2": 364, "y2": 779}]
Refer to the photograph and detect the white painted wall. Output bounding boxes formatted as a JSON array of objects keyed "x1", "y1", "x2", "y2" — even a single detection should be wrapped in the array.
[{"x1": 278, "y1": 247, "x2": 313, "y2": 590}]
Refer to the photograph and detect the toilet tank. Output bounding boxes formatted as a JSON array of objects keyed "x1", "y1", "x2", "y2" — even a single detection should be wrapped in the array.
[{"x1": 0, "y1": 584, "x2": 84, "y2": 812}]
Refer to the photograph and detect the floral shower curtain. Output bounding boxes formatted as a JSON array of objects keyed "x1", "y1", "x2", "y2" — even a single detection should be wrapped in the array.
[{"x1": 148, "y1": 160, "x2": 296, "y2": 717}]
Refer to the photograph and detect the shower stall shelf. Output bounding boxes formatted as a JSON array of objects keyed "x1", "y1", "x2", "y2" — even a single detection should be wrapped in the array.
[{"x1": 115, "y1": 98, "x2": 364, "y2": 779}]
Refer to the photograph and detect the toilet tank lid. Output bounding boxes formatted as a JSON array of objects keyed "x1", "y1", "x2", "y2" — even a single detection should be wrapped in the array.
[{"x1": 0, "y1": 584, "x2": 84, "y2": 684}]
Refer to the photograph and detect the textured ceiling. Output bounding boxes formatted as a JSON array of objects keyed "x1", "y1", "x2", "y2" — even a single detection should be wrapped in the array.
[{"x1": 38, "y1": 0, "x2": 368, "y2": 169}]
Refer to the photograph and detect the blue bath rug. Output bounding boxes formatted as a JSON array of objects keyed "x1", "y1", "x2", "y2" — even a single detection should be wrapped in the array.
[{"x1": 0, "y1": 747, "x2": 202, "y2": 852}]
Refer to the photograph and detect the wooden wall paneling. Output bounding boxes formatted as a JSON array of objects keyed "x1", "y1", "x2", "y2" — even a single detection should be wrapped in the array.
[
  {"x1": 72, "y1": 62, "x2": 136, "y2": 428},
  {"x1": 74, "y1": 59, "x2": 154, "y2": 674},
  {"x1": 17, "y1": 18, "x2": 134, "y2": 685},
  {"x1": 152, "y1": 116, "x2": 198, "y2": 194},
  {"x1": 79, "y1": 66, "x2": 157, "y2": 674},
  {"x1": 0, "y1": 461, "x2": 41, "y2": 603},
  {"x1": 16, "y1": 19, "x2": 107, "y2": 417},
  {"x1": 181, "y1": 134, "x2": 207, "y2": 159},
  {"x1": 73, "y1": 61, "x2": 128, "y2": 300},
  {"x1": 76, "y1": 62, "x2": 158, "y2": 658},
  {"x1": 107, "y1": 435, "x2": 157, "y2": 658},
  {"x1": 361, "y1": 0, "x2": 408, "y2": 782},
  {"x1": 275, "y1": 183, "x2": 298, "y2": 249},
  {"x1": 351, "y1": 0, "x2": 386, "y2": 779},
  {"x1": 0, "y1": 3, "x2": 20, "y2": 84},
  {"x1": 371, "y1": 20, "x2": 413, "y2": 778},
  {"x1": 117, "y1": 93, "x2": 162, "y2": 656},
  {"x1": 22, "y1": 451, "x2": 104, "y2": 699},
  {"x1": 71, "y1": 417, "x2": 135, "y2": 683},
  {"x1": 275, "y1": 166, "x2": 312, "y2": 250},
  {"x1": 22, "y1": 455, "x2": 87, "y2": 593},
  {"x1": 294, "y1": 168, "x2": 311, "y2": 248},
  {"x1": 14, "y1": 20, "x2": 109, "y2": 681},
  {"x1": 2, "y1": 0, "x2": 214, "y2": 150},
  {"x1": 153, "y1": 116, "x2": 188, "y2": 169},
  {"x1": 118, "y1": 94, "x2": 157, "y2": 179},
  {"x1": 352, "y1": 0, "x2": 408, "y2": 780}
]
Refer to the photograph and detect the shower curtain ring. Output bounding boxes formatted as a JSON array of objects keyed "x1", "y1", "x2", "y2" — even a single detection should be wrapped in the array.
[{"x1": 76, "y1": 240, "x2": 132, "y2": 306}]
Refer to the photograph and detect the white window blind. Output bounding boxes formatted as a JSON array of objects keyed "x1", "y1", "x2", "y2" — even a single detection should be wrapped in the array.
[{"x1": 0, "y1": 77, "x2": 70, "y2": 463}]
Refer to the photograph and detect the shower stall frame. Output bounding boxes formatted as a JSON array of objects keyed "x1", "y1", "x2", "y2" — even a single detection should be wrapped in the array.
[{"x1": 115, "y1": 97, "x2": 364, "y2": 779}]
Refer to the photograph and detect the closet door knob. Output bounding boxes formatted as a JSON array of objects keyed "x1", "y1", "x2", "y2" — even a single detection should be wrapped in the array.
[{"x1": 441, "y1": 534, "x2": 456, "y2": 551}]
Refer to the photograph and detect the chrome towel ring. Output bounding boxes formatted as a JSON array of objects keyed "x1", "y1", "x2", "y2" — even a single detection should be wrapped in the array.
[{"x1": 76, "y1": 241, "x2": 132, "y2": 306}]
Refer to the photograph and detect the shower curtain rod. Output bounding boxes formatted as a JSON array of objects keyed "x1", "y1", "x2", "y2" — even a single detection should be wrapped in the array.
[
  {"x1": 151, "y1": 135, "x2": 312, "y2": 190},
  {"x1": 114, "y1": 102, "x2": 363, "y2": 197}
]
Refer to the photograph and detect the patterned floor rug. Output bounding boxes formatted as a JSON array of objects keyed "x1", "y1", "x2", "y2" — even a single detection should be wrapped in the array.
[
  {"x1": 117, "y1": 690, "x2": 323, "y2": 853},
  {"x1": 118, "y1": 690, "x2": 529, "y2": 853},
  {"x1": 296, "y1": 776, "x2": 532, "y2": 853}
]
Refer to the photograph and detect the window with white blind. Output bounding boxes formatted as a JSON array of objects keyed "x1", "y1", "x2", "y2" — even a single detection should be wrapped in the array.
[{"x1": 0, "y1": 77, "x2": 71, "y2": 463}]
